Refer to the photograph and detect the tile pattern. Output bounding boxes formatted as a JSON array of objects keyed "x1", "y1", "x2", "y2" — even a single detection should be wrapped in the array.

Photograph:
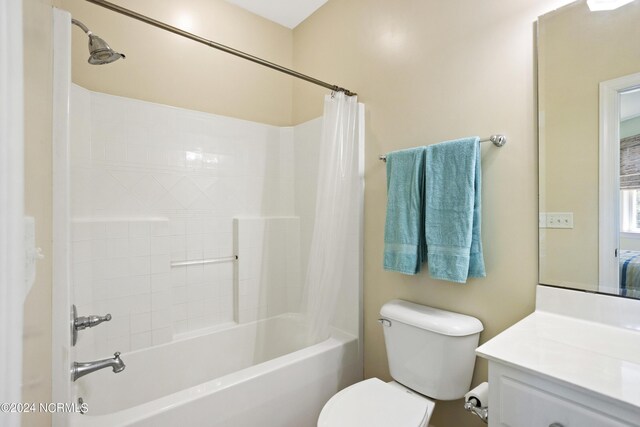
[
  {"x1": 72, "y1": 219, "x2": 172, "y2": 360},
  {"x1": 168, "y1": 216, "x2": 235, "y2": 335},
  {"x1": 70, "y1": 86, "x2": 298, "y2": 355},
  {"x1": 235, "y1": 217, "x2": 301, "y2": 323},
  {"x1": 71, "y1": 88, "x2": 294, "y2": 219}
]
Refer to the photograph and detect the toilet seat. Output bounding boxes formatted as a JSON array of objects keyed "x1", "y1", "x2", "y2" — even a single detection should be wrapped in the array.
[{"x1": 318, "y1": 378, "x2": 435, "y2": 427}]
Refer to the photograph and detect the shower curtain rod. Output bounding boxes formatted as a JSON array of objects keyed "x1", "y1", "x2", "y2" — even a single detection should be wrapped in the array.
[
  {"x1": 378, "y1": 134, "x2": 507, "y2": 162},
  {"x1": 83, "y1": 0, "x2": 357, "y2": 96}
]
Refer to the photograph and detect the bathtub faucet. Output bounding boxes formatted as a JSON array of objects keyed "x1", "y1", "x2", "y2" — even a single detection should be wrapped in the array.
[{"x1": 71, "y1": 352, "x2": 125, "y2": 381}]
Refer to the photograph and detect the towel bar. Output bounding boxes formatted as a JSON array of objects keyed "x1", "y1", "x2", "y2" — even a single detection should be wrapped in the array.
[{"x1": 379, "y1": 134, "x2": 506, "y2": 162}]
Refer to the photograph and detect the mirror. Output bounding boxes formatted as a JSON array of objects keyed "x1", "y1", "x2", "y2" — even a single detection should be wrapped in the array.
[{"x1": 538, "y1": 0, "x2": 640, "y2": 298}]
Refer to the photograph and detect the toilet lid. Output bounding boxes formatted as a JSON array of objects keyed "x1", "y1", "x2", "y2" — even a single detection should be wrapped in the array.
[{"x1": 318, "y1": 378, "x2": 434, "y2": 427}]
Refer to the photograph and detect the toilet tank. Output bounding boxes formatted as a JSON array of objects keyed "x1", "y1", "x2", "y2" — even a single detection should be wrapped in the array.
[{"x1": 379, "y1": 300, "x2": 483, "y2": 400}]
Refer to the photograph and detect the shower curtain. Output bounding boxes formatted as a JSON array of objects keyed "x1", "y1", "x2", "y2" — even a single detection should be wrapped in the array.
[{"x1": 304, "y1": 91, "x2": 359, "y2": 343}]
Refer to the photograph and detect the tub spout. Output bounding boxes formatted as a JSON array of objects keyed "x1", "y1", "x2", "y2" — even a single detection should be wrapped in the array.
[{"x1": 72, "y1": 352, "x2": 125, "y2": 381}]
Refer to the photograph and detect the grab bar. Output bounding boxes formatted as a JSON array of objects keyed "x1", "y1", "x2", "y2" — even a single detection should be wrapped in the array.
[{"x1": 170, "y1": 255, "x2": 238, "y2": 268}]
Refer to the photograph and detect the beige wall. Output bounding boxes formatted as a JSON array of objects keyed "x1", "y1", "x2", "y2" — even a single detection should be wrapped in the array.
[
  {"x1": 22, "y1": 0, "x2": 54, "y2": 426},
  {"x1": 59, "y1": 0, "x2": 294, "y2": 126},
  {"x1": 538, "y1": 1, "x2": 640, "y2": 290},
  {"x1": 293, "y1": 0, "x2": 572, "y2": 425}
]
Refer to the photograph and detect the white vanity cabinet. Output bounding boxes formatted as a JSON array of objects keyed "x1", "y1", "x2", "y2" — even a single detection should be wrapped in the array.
[
  {"x1": 486, "y1": 361, "x2": 639, "y2": 427},
  {"x1": 476, "y1": 287, "x2": 640, "y2": 427}
]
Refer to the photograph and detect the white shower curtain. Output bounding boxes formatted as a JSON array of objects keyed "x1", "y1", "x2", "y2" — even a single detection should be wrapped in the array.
[{"x1": 304, "y1": 92, "x2": 359, "y2": 343}]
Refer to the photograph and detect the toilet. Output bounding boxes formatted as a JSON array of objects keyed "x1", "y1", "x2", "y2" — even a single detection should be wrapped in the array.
[{"x1": 318, "y1": 299, "x2": 483, "y2": 427}]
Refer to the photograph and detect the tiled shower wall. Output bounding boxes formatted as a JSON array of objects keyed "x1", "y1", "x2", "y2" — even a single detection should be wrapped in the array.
[
  {"x1": 235, "y1": 217, "x2": 301, "y2": 323},
  {"x1": 71, "y1": 219, "x2": 172, "y2": 360},
  {"x1": 69, "y1": 84, "x2": 300, "y2": 357}
]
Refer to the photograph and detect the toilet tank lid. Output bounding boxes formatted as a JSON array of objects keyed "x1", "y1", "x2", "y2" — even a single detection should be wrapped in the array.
[{"x1": 380, "y1": 300, "x2": 483, "y2": 336}]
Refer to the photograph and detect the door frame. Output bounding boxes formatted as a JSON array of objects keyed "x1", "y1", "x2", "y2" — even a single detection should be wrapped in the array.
[
  {"x1": 52, "y1": 8, "x2": 73, "y2": 426},
  {"x1": 599, "y1": 72, "x2": 640, "y2": 292},
  {"x1": 0, "y1": 1, "x2": 25, "y2": 426}
]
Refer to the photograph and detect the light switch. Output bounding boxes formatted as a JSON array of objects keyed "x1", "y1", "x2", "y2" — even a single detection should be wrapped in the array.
[{"x1": 540, "y1": 212, "x2": 573, "y2": 229}]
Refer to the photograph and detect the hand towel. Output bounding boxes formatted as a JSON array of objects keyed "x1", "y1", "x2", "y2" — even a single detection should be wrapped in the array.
[
  {"x1": 383, "y1": 147, "x2": 428, "y2": 275},
  {"x1": 425, "y1": 137, "x2": 486, "y2": 283}
]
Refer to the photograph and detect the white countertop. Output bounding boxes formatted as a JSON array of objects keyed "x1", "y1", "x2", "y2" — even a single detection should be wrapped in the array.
[{"x1": 476, "y1": 310, "x2": 640, "y2": 410}]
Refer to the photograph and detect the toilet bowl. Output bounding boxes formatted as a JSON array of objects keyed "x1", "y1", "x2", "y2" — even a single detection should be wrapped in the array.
[
  {"x1": 318, "y1": 378, "x2": 435, "y2": 427},
  {"x1": 318, "y1": 300, "x2": 483, "y2": 427}
]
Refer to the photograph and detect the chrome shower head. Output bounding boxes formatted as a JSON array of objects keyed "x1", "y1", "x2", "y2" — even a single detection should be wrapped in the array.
[
  {"x1": 87, "y1": 33, "x2": 125, "y2": 65},
  {"x1": 71, "y1": 18, "x2": 125, "y2": 65}
]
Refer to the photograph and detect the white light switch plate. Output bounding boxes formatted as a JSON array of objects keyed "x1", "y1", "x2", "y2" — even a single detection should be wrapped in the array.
[{"x1": 540, "y1": 212, "x2": 573, "y2": 229}]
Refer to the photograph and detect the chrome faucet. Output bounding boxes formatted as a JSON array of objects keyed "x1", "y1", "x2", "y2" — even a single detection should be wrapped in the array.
[{"x1": 71, "y1": 352, "x2": 125, "y2": 381}]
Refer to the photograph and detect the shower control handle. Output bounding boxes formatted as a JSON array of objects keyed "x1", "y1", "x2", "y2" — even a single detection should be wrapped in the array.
[
  {"x1": 75, "y1": 313, "x2": 112, "y2": 330},
  {"x1": 72, "y1": 304, "x2": 112, "y2": 346}
]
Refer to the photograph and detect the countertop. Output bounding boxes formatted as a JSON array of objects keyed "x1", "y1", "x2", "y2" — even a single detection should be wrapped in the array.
[{"x1": 476, "y1": 310, "x2": 640, "y2": 410}]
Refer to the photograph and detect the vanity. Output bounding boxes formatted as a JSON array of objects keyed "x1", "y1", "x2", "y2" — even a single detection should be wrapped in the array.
[
  {"x1": 475, "y1": 1, "x2": 640, "y2": 425},
  {"x1": 477, "y1": 285, "x2": 640, "y2": 426}
]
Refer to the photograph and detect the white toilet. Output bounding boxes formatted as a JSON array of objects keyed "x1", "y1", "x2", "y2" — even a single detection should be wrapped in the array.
[{"x1": 318, "y1": 299, "x2": 483, "y2": 427}]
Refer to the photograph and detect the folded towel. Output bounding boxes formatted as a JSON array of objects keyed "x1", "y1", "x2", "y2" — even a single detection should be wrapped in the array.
[
  {"x1": 383, "y1": 147, "x2": 428, "y2": 275},
  {"x1": 425, "y1": 137, "x2": 486, "y2": 283}
]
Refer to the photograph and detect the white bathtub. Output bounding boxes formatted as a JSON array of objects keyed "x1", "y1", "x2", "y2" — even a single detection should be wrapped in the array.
[{"x1": 70, "y1": 314, "x2": 361, "y2": 427}]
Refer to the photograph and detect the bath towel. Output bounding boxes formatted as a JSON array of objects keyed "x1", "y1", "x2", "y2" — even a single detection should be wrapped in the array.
[
  {"x1": 425, "y1": 137, "x2": 485, "y2": 283},
  {"x1": 383, "y1": 147, "x2": 428, "y2": 275}
]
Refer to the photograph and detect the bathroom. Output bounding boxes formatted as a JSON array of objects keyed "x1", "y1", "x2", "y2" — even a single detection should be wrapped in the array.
[{"x1": 3, "y1": 0, "x2": 640, "y2": 426}]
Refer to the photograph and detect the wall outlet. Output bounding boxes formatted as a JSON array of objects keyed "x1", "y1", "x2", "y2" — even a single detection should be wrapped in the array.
[{"x1": 540, "y1": 212, "x2": 573, "y2": 229}]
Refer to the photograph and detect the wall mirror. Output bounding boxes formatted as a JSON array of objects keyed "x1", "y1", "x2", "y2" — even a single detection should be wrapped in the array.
[{"x1": 538, "y1": 0, "x2": 640, "y2": 298}]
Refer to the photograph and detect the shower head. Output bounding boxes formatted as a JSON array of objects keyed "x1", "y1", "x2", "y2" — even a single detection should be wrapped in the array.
[
  {"x1": 87, "y1": 33, "x2": 125, "y2": 65},
  {"x1": 71, "y1": 18, "x2": 125, "y2": 65}
]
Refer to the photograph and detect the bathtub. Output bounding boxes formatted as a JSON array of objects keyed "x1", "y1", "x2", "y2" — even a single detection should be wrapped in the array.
[{"x1": 70, "y1": 314, "x2": 361, "y2": 427}]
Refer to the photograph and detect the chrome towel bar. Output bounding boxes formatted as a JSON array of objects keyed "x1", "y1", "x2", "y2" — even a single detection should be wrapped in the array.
[{"x1": 379, "y1": 134, "x2": 506, "y2": 162}]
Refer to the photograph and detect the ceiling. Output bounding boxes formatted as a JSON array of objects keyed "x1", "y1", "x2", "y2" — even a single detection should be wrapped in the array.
[{"x1": 224, "y1": 0, "x2": 328, "y2": 29}]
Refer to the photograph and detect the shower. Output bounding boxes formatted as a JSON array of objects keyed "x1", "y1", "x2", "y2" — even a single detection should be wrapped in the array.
[
  {"x1": 71, "y1": 18, "x2": 125, "y2": 65},
  {"x1": 51, "y1": 4, "x2": 363, "y2": 425}
]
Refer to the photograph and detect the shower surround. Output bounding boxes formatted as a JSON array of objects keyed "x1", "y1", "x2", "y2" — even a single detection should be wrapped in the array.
[
  {"x1": 69, "y1": 84, "x2": 324, "y2": 358},
  {"x1": 53, "y1": 9, "x2": 362, "y2": 426},
  {"x1": 59, "y1": 84, "x2": 362, "y2": 426}
]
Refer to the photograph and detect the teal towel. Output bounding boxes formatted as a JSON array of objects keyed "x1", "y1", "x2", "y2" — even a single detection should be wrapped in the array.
[
  {"x1": 384, "y1": 147, "x2": 428, "y2": 275},
  {"x1": 425, "y1": 137, "x2": 486, "y2": 283}
]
